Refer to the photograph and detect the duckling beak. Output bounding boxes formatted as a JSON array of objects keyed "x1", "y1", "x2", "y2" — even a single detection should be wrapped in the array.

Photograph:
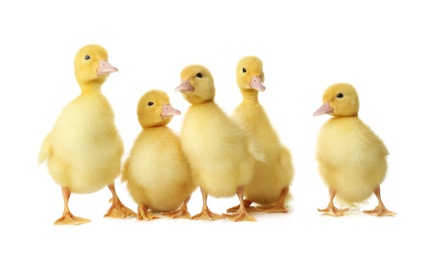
[
  {"x1": 161, "y1": 104, "x2": 181, "y2": 119},
  {"x1": 175, "y1": 80, "x2": 195, "y2": 93},
  {"x1": 313, "y1": 102, "x2": 333, "y2": 117},
  {"x1": 250, "y1": 76, "x2": 266, "y2": 91},
  {"x1": 97, "y1": 60, "x2": 118, "y2": 76}
]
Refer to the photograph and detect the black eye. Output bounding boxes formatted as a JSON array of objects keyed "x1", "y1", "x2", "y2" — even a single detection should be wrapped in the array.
[
  {"x1": 148, "y1": 102, "x2": 154, "y2": 106},
  {"x1": 196, "y1": 72, "x2": 203, "y2": 78},
  {"x1": 242, "y1": 68, "x2": 247, "y2": 73},
  {"x1": 336, "y1": 93, "x2": 344, "y2": 98},
  {"x1": 85, "y1": 55, "x2": 91, "y2": 60}
]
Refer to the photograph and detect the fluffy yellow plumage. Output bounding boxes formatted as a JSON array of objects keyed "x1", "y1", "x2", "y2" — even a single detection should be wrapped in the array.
[
  {"x1": 228, "y1": 56, "x2": 294, "y2": 213},
  {"x1": 175, "y1": 64, "x2": 258, "y2": 222},
  {"x1": 314, "y1": 82, "x2": 395, "y2": 216},
  {"x1": 38, "y1": 44, "x2": 135, "y2": 225},
  {"x1": 121, "y1": 90, "x2": 196, "y2": 220}
]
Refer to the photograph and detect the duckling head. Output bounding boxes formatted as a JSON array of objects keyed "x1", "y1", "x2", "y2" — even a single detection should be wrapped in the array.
[
  {"x1": 236, "y1": 56, "x2": 266, "y2": 96},
  {"x1": 175, "y1": 65, "x2": 215, "y2": 104},
  {"x1": 313, "y1": 83, "x2": 359, "y2": 117},
  {"x1": 137, "y1": 90, "x2": 181, "y2": 128},
  {"x1": 74, "y1": 44, "x2": 118, "y2": 92}
]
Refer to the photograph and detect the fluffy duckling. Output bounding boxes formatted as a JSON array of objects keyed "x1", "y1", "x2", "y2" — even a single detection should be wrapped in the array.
[
  {"x1": 38, "y1": 44, "x2": 136, "y2": 225},
  {"x1": 121, "y1": 90, "x2": 196, "y2": 220},
  {"x1": 228, "y1": 56, "x2": 294, "y2": 213},
  {"x1": 313, "y1": 82, "x2": 396, "y2": 216},
  {"x1": 175, "y1": 64, "x2": 259, "y2": 222}
]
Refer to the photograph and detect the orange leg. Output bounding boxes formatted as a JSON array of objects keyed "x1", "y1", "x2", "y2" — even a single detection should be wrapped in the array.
[
  {"x1": 223, "y1": 186, "x2": 256, "y2": 222},
  {"x1": 226, "y1": 199, "x2": 256, "y2": 213},
  {"x1": 54, "y1": 187, "x2": 90, "y2": 225},
  {"x1": 136, "y1": 204, "x2": 159, "y2": 221},
  {"x1": 162, "y1": 196, "x2": 191, "y2": 219},
  {"x1": 258, "y1": 186, "x2": 289, "y2": 213},
  {"x1": 191, "y1": 188, "x2": 225, "y2": 221},
  {"x1": 104, "y1": 183, "x2": 136, "y2": 219},
  {"x1": 227, "y1": 187, "x2": 290, "y2": 213},
  {"x1": 318, "y1": 188, "x2": 348, "y2": 216},
  {"x1": 363, "y1": 186, "x2": 396, "y2": 216}
]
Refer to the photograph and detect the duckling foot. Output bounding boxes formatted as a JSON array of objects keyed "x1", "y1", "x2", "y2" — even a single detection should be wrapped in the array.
[
  {"x1": 162, "y1": 210, "x2": 190, "y2": 219},
  {"x1": 162, "y1": 197, "x2": 191, "y2": 219},
  {"x1": 318, "y1": 206, "x2": 348, "y2": 217},
  {"x1": 162, "y1": 205, "x2": 190, "y2": 219},
  {"x1": 223, "y1": 211, "x2": 256, "y2": 222},
  {"x1": 191, "y1": 210, "x2": 225, "y2": 221},
  {"x1": 54, "y1": 213, "x2": 91, "y2": 225},
  {"x1": 104, "y1": 201, "x2": 137, "y2": 219},
  {"x1": 363, "y1": 186, "x2": 396, "y2": 216},
  {"x1": 226, "y1": 200, "x2": 261, "y2": 213},
  {"x1": 260, "y1": 186, "x2": 289, "y2": 213},
  {"x1": 363, "y1": 206, "x2": 396, "y2": 217},
  {"x1": 104, "y1": 184, "x2": 137, "y2": 219},
  {"x1": 258, "y1": 203, "x2": 288, "y2": 213},
  {"x1": 137, "y1": 205, "x2": 159, "y2": 221},
  {"x1": 223, "y1": 186, "x2": 256, "y2": 221}
]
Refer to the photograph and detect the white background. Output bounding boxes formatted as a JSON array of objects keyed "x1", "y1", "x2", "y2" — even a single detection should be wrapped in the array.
[{"x1": 1, "y1": 1, "x2": 431, "y2": 259}]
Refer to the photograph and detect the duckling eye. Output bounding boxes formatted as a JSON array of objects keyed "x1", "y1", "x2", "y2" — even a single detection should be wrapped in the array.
[
  {"x1": 242, "y1": 68, "x2": 247, "y2": 73},
  {"x1": 85, "y1": 55, "x2": 91, "y2": 60},
  {"x1": 148, "y1": 102, "x2": 154, "y2": 106},
  {"x1": 196, "y1": 72, "x2": 203, "y2": 78},
  {"x1": 336, "y1": 93, "x2": 344, "y2": 98}
]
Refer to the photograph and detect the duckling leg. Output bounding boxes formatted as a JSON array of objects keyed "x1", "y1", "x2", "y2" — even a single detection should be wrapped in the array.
[
  {"x1": 191, "y1": 188, "x2": 225, "y2": 221},
  {"x1": 137, "y1": 204, "x2": 160, "y2": 221},
  {"x1": 259, "y1": 186, "x2": 289, "y2": 213},
  {"x1": 54, "y1": 187, "x2": 90, "y2": 225},
  {"x1": 318, "y1": 188, "x2": 348, "y2": 216},
  {"x1": 104, "y1": 183, "x2": 136, "y2": 219},
  {"x1": 223, "y1": 186, "x2": 256, "y2": 222},
  {"x1": 226, "y1": 199, "x2": 257, "y2": 213},
  {"x1": 363, "y1": 186, "x2": 396, "y2": 216},
  {"x1": 162, "y1": 196, "x2": 191, "y2": 219},
  {"x1": 231, "y1": 187, "x2": 290, "y2": 213}
]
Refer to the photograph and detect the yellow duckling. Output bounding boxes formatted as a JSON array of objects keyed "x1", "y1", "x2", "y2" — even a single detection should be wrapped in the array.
[
  {"x1": 38, "y1": 44, "x2": 136, "y2": 225},
  {"x1": 313, "y1": 82, "x2": 396, "y2": 216},
  {"x1": 121, "y1": 90, "x2": 196, "y2": 220},
  {"x1": 228, "y1": 56, "x2": 294, "y2": 213},
  {"x1": 175, "y1": 64, "x2": 258, "y2": 222}
]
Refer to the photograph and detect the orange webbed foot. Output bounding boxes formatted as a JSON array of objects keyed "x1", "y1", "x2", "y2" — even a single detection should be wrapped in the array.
[
  {"x1": 54, "y1": 213, "x2": 91, "y2": 225},
  {"x1": 318, "y1": 206, "x2": 349, "y2": 217},
  {"x1": 104, "y1": 199, "x2": 137, "y2": 219},
  {"x1": 226, "y1": 200, "x2": 261, "y2": 213},
  {"x1": 363, "y1": 206, "x2": 396, "y2": 217},
  {"x1": 136, "y1": 205, "x2": 159, "y2": 221},
  {"x1": 162, "y1": 208, "x2": 191, "y2": 219},
  {"x1": 162, "y1": 198, "x2": 191, "y2": 219},
  {"x1": 223, "y1": 211, "x2": 256, "y2": 222},
  {"x1": 191, "y1": 210, "x2": 225, "y2": 221},
  {"x1": 259, "y1": 203, "x2": 288, "y2": 213}
]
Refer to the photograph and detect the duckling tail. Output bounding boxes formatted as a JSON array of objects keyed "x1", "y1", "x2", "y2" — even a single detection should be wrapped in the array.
[{"x1": 38, "y1": 134, "x2": 51, "y2": 165}]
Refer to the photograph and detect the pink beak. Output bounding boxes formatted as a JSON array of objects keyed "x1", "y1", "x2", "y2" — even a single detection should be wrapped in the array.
[
  {"x1": 161, "y1": 104, "x2": 181, "y2": 119},
  {"x1": 175, "y1": 80, "x2": 194, "y2": 93},
  {"x1": 97, "y1": 60, "x2": 118, "y2": 76},
  {"x1": 250, "y1": 76, "x2": 266, "y2": 92},
  {"x1": 313, "y1": 102, "x2": 333, "y2": 117}
]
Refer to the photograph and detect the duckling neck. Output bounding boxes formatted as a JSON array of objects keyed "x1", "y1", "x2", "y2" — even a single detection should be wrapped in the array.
[
  {"x1": 241, "y1": 89, "x2": 259, "y2": 102},
  {"x1": 79, "y1": 82, "x2": 103, "y2": 94}
]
